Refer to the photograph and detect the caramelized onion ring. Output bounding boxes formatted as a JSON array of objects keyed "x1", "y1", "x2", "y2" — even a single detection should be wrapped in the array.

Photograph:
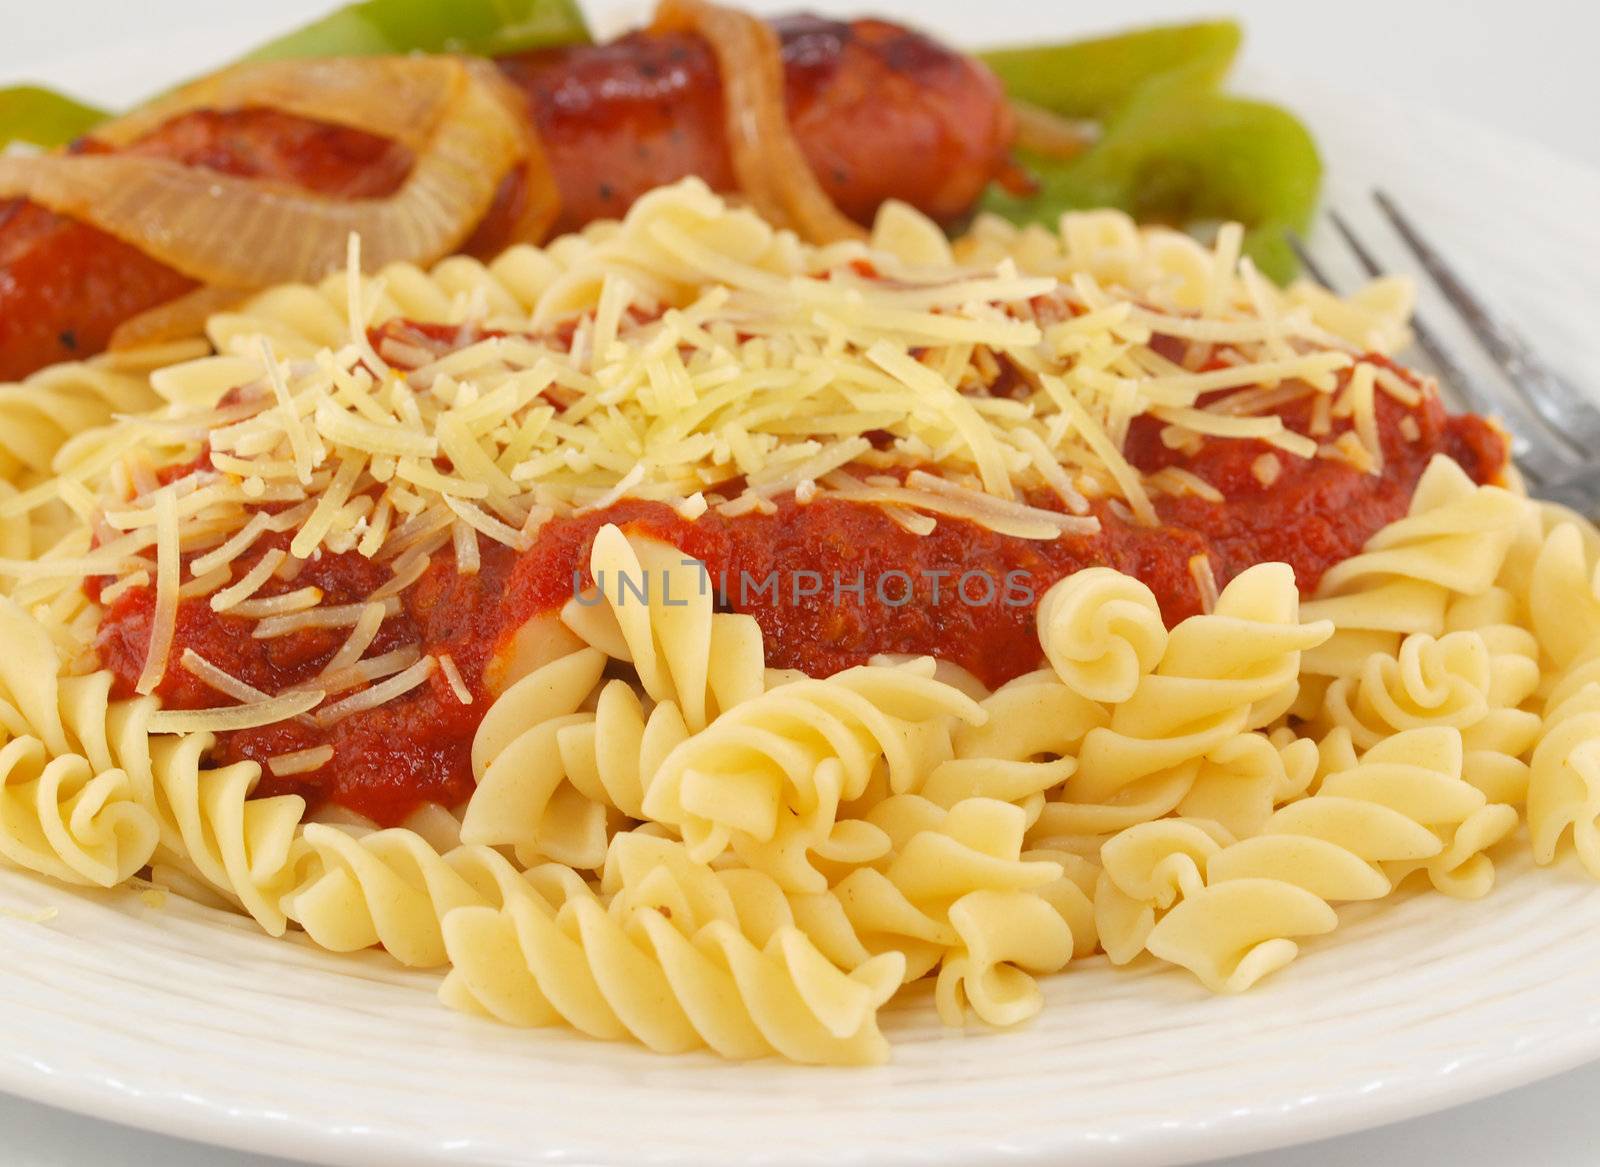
[
  {"x1": 107, "y1": 286, "x2": 248, "y2": 352},
  {"x1": 0, "y1": 57, "x2": 554, "y2": 288},
  {"x1": 654, "y1": 0, "x2": 866, "y2": 244},
  {"x1": 1010, "y1": 100, "x2": 1099, "y2": 162}
]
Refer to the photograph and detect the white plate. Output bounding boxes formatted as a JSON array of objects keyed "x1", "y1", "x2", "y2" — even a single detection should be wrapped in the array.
[{"x1": 4, "y1": 10, "x2": 1600, "y2": 1167}]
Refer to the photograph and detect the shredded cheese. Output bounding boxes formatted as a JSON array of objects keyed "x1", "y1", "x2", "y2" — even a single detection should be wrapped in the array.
[
  {"x1": 314, "y1": 655, "x2": 437, "y2": 727},
  {"x1": 135, "y1": 489, "x2": 180, "y2": 695},
  {"x1": 267, "y1": 745, "x2": 336, "y2": 777},
  {"x1": 148, "y1": 688, "x2": 326, "y2": 734},
  {"x1": 439, "y1": 653, "x2": 473, "y2": 705},
  {"x1": 26, "y1": 182, "x2": 1436, "y2": 738}
]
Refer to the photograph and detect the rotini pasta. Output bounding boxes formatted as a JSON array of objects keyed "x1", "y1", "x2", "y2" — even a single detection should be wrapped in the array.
[
  {"x1": 439, "y1": 831, "x2": 907, "y2": 1064},
  {"x1": 282, "y1": 825, "x2": 533, "y2": 968},
  {"x1": 0, "y1": 346, "x2": 173, "y2": 484},
  {"x1": 1297, "y1": 456, "x2": 1530, "y2": 714},
  {"x1": 1035, "y1": 567, "x2": 1168, "y2": 704},
  {"x1": 3, "y1": 152, "x2": 1599, "y2": 1074},
  {"x1": 1041, "y1": 563, "x2": 1331, "y2": 841},
  {"x1": 1100, "y1": 728, "x2": 1518, "y2": 990},
  {"x1": 1528, "y1": 658, "x2": 1600, "y2": 878},
  {"x1": 643, "y1": 658, "x2": 984, "y2": 891},
  {"x1": 561, "y1": 525, "x2": 766, "y2": 732}
]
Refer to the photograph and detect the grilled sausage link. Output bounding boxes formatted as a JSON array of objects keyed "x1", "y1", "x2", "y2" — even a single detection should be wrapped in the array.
[{"x1": 0, "y1": 15, "x2": 1013, "y2": 381}]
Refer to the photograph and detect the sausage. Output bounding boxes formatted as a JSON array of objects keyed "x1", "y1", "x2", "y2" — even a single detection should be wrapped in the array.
[{"x1": 0, "y1": 15, "x2": 1014, "y2": 382}]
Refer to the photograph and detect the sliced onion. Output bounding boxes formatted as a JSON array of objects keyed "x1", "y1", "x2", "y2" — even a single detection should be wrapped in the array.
[
  {"x1": 93, "y1": 56, "x2": 461, "y2": 152},
  {"x1": 0, "y1": 57, "x2": 540, "y2": 288},
  {"x1": 108, "y1": 286, "x2": 248, "y2": 351},
  {"x1": 654, "y1": 0, "x2": 865, "y2": 245},
  {"x1": 1011, "y1": 100, "x2": 1100, "y2": 162}
]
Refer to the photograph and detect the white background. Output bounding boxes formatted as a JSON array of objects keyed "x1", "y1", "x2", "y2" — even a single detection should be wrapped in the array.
[{"x1": 3, "y1": 1, "x2": 1599, "y2": 1164}]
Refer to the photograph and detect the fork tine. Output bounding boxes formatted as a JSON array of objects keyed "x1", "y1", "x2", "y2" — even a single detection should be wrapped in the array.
[
  {"x1": 1373, "y1": 190, "x2": 1600, "y2": 449},
  {"x1": 1325, "y1": 210, "x2": 1507, "y2": 427},
  {"x1": 1287, "y1": 233, "x2": 1336, "y2": 289}
]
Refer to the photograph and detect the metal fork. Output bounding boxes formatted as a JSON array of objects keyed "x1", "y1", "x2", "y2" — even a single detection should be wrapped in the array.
[{"x1": 1290, "y1": 192, "x2": 1600, "y2": 515}]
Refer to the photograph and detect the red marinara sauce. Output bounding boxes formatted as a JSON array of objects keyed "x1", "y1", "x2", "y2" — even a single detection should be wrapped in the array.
[{"x1": 92, "y1": 355, "x2": 1506, "y2": 826}]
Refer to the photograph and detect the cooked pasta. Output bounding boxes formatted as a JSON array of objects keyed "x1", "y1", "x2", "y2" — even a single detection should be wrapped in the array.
[
  {"x1": 1100, "y1": 728, "x2": 1518, "y2": 990},
  {"x1": 439, "y1": 832, "x2": 907, "y2": 1064},
  {"x1": 644, "y1": 658, "x2": 984, "y2": 891},
  {"x1": 283, "y1": 825, "x2": 531, "y2": 967},
  {"x1": 1037, "y1": 563, "x2": 1331, "y2": 843},
  {"x1": 1, "y1": 166, "x2": 1597, "y2": 1070},
  {"x1": 0, "y1": 345, "x2": 175, "y2": 484},
  {"x1": 561, "y1": 525, "x2": 766, "y2": 732},
  {"x1": 1529, "y1": 651, "x2": 1600, "y2": 879}
]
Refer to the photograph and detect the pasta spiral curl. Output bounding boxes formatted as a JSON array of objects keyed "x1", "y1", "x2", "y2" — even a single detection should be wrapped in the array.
[
  {"x1": 0, "y1": 349, "x2": 167, "y2": 483},
  {"x1": 207, "y1": 248, "x2": 563, "y2": 358},
  {"x1": 561, "y1": 524, "x2": 766, "y2": 733},
  {"x1": 1103, "y1": 728, "x2": 1517, "y2": 992},
  {"x1": 0, "y1": 599, "x2": 160, "y2": 888},
  {"x1": 440, "y1": 831, "x2": 907, "y2": 1064},
  {"x1": 724, "y1": 796, "x2": 1078, "y2": 1028},
  {"x1": 644, "y1": 658, "x2": 985, "y2": 891},
  {"x1": 1315, "y1": 622, "x2": 1541, "y2": 804},
  {"x1": 863, "y1": 796, "x2": 1076, "y2": 1027},
  {"x1": 1298, "y1": 456, "x2": 1530, "y2": 713},
  {"x1": 1174, "y1": 730, "x2": 1320, "y2": 840},
  {"x1": 938, "y1": 669, "x2": 1107, "y2": 841},
  {"x1": 1035, "y1": 566, "x2": 1168, "y2": 703},
  {"x1": 1046, "y1": 563, "x2": 1331, "y2": 840},
  {"x1": 281, "y1": 825, "x2": 535, "y2": 968},
  {"x1": 0, "y1": 737, "x2": 158, "y2": 888},
  {"x1": 1319, "y1": 630, "x2": 1496, "y2": 749},
  {"x1": 1526, "y1": 520, "x2": 1600, "y2": 670},
  {"x1": 1528, "y1": 665, "x2": 1600, "y2": 878},
  {"x1": 460, "y1": 648, "x2": 684, "y2": 870}
]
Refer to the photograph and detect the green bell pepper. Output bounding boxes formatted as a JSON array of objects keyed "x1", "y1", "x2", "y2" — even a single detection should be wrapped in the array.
[
  {"x1": 979, "y1": 23, "x2": 1321, "y2": 282},
  {"x1": 244, "y1": 0, "x2": 591, "y2": 62},
  {"x1": 0, "y1": 85, "x2": 110, "y2": 150},
  {"x1": 1, "y1": 0, "x2": 591, "y2": 150},
  {"x1": 981, "y1": 21, "x2": 1242, "y2": 120}
]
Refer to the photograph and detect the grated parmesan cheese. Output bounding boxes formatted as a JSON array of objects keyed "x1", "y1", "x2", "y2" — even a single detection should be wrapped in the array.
[
  {"x1": 267, "y1": 745, "x2": 336, "y2": 777},
  {"x1": 33, "y1": 182, "x2": 1434, "y2": 721}
]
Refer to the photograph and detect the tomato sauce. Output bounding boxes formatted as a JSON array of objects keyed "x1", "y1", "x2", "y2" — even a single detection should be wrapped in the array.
[{"x1": 91, "y1": 353, "x2": 1506, "y2": 826}]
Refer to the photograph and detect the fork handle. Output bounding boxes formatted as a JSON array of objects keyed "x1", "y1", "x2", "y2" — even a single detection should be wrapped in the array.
[{"x1": 1534, "y1": 467, "x2": 1600, "y2": 520}]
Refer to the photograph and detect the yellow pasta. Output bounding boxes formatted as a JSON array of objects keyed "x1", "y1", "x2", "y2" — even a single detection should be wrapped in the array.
[{"x1": 3, "y1": 174, "x2": 1600, "y2": 1071}]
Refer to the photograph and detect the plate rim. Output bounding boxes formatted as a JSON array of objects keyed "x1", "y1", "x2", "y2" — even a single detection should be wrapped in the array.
[{"x1": 4, "y1": 22, "x2": 1600, "y2": 1167}]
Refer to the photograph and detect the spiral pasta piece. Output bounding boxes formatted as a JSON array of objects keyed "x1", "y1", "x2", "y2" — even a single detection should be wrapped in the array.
[
  {"x1": 644, "y1": 658, "x2": 984, "y2": 890},
  {"x1": 0, "y1": 348, "x2": 168, "y2": 483},
  {"x1": 440, "y1": 834, "x2": 906, "y2": 1064},
  {"x1": 931, "y1": 669, "x2": 1106, "y2": 840},
  {"x1": 1528, "y1": 673, "x2": 1600, "y2": 878},
  {"x1": 281, "y1": 825, "x2": 534, "y2": 967},
  {"x1": 0, "y1": 738, "x2": 158, "y2": 888},
  {"x1": 1103, "y1": 728, "x2": 1517, "y2": 992},
  {"x1": 1047, "y1": 563, "x2": 1330, "y2": 839},
  {"x1": 1527, "y1": 520, "x2": 1600, "y2": 670},
  {"x1": 561, "y1": 524, "x2": 765, "y2": 732},
  {"x1": 1315, "y1": 620, "x2": 1541, "y2": 805},
  {"x1": 1441, "y1": 588, "x2": 1543, "y2": 803},
  {"x1": 629, "y1": 797, "x2": 1077, "y2": 1030},
  {"x1": 1035, "y1": 567, "x2": 1167, "y2": 703},
  {"x1": 207, "y1": 247, "x2": 566, "y2": 358},
  {"x1": 1298, "y1": 456, "x2": 1531, "y2": 712},
  {"x1": 1174, "y1": 730, "x2": 1320, "y2": 840},
  {"x1": 41, "y1": 664, "x2": 304, "y2": 934},
  {"x1": 463, "y1": 671, "x2": 692, "y2": 870},
  {"x1": 461, "y1": 648, "x2": 621, "y2": 869},
  {"x1": 0, "y1": 599, "x2": 162, "y2": 888},
  {"x1": 1318, "y1": 630, "x2": 1495, "y2": 749}
]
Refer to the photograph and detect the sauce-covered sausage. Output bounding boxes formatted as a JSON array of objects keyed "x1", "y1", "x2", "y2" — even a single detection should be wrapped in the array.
[{"x1": 0, "y1": 15, "x2": 1014, "y2": 381}]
